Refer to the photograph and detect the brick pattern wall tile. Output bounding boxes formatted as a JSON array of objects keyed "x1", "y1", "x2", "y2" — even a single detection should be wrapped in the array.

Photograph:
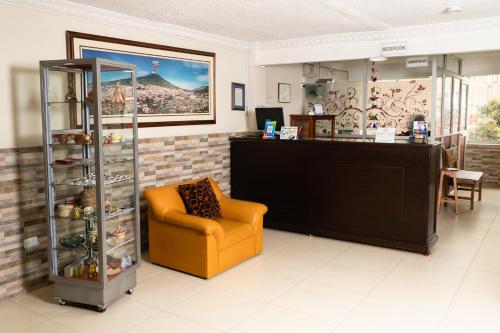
[
  {"x1": 0, "y1": 132, "x2": 239, "y2": 301},
  {"x1": 465, "y1": 144, "x2": 500, "y2": 188}
]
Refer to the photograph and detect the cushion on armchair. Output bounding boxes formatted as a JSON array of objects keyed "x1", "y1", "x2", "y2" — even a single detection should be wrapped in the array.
[{"x1": 177, "y1": 178, "x2": 221, "y2": 219}]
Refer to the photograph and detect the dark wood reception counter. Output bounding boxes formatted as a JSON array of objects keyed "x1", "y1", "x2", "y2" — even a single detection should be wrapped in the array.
[{"x1": 230, "y1": 137, "x2": 441, "y2": 254}]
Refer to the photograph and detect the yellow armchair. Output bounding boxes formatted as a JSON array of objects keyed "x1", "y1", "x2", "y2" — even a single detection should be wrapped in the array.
[{"x1": 144, "y1": 178, "x2": 267, "y2": 278}]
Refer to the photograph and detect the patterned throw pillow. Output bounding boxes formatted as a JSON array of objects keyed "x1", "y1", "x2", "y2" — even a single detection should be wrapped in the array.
[{"x1": 177, "y1": 178, "x2": 221, "y2": 219}]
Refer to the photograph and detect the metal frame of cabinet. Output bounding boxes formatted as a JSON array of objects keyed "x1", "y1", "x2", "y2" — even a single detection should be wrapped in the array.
[{"x1": 39, "y1": 58, "x2": 140, "y2": 312}]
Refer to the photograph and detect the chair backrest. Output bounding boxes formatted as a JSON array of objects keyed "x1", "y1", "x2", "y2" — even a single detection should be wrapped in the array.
[{"x1": 442, "y1": 145, "x2": 459, "y2": 169}]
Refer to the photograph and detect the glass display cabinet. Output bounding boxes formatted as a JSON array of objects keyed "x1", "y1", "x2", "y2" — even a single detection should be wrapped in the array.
[{"x1": 39, "y1": 58, "x2": 140, "y2": 312}]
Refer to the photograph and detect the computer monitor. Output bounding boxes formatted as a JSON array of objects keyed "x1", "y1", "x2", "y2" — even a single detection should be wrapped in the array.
[{"x1": 255, "y1": 107, "x2": 285, "y2": 132}]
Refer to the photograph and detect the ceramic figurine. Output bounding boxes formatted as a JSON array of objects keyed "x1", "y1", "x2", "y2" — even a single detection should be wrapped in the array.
[
  {"x1": 56, "y1": 204, "x2": 74, "y2": 218},
  {"x1": 111, "y1": 83, "x2": 126, "y2": 105},
  {"x1": 58, "y1": 134, "x2": 68, "y2": 145},
  {"x1": 70, "y1": 207, "x2": 81, "y2": 220},
  {"x1": 65, "y1": 87, "x2": 77, "y2": 101},
  {"x1": 110, "y1": 133, "x2": 122, "y2": 143},
  {"x1": 83, "y1": 133, "x2": 92, "y2": 144},
  {"x1": 85, "y1": 90, "x2": 94, "y2": 103}
]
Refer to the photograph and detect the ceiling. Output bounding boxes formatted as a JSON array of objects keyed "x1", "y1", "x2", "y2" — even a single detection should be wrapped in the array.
[{"x1": 68, "y1": 0, "x2": 500, "y2": 42}]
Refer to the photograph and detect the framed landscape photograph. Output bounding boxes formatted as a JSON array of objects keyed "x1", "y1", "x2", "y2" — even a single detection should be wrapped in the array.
[
  {"x1": 66, "y1": 31, "x2": 216, "y2": 127},
  {"x1": 278, "y1": 83, "x2": 291, "y2": 103}
]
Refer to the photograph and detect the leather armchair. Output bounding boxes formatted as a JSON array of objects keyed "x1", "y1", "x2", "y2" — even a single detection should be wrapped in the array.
[{"x1": 144, "y1": 178, "x2": 267, "y2": 278}]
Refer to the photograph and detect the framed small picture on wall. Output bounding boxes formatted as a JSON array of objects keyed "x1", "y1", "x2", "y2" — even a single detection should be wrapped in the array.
[
  {"x1": 231, "y1": 82, "x2": 245, "y2": 111},
  {"x1": 278, "y1": 83, "x2": 291, "y2": 103}
]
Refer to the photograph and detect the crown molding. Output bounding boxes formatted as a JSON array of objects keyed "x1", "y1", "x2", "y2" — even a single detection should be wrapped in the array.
[
  {"x1": 4, "y1": 0, "x2": 500, "y2": 53},
  {"x1": 253, "y1": 16, "x2": 500, "y2": 50},
  {"x1": 1, "y1": 0, "x2": 251, "y2": 51}
]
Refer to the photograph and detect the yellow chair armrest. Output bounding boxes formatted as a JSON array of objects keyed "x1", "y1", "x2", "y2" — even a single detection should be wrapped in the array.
[
  {"x1": 163, "y1": 210, "x2": 224, "y2": 244},
  {"x1": 219, "y1": 197, "x2": 268, "y2": 226}
]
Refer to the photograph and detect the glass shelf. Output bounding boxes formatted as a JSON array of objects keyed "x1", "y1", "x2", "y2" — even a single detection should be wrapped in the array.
[
  {"x1": 54, "y1": 207, "x2": 134, "y2": 223},
  {"x1": 48, "y1": 101, "x2": 135, "y2": 116},
  {"x1": 51, "y1": 141, "x2": 133, "y2": 146},
  {"x1": 53, "y1": 174, "x2": 133, "y2": 187},
  {"x1": 106, "y1": 237, "x2": 135, "y2": 254},
  {"x1": 48, "y1": 101, "x2": 91, "y2": 104},
  {"x1": 52, "y1": 156, "x2": 135, "y2": 168},
  {"x1": 93, "y1": 114, "x2": 135, "y2": 118},
  {"x1": 83, "y1": 207, "x2": 135, "y2": 222}
]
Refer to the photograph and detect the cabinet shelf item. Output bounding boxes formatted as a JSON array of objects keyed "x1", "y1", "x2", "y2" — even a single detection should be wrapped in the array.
[
  {"x1": 51, "y1": 141, "x2": 133, "y2": 146},
  {"x1": 40, "y1": 58, "x2": 140, "y2": 311},
  {"x1": 54, "y1": 207, "x2": 134, "y2": 223},
  {"x1": 52, "y1": 156, "x2": 135, "y2": 168},
  {"x1": 53, "y1": 174, "x2": 133, "y2": 187},
  {"x1": 106, "y1": 237, "x2": 136, "y2": 254}
]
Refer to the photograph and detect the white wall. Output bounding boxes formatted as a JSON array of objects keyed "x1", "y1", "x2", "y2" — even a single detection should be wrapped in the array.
[
  {"x1": 261, "y1": 64, "x2": 303, "y2": 126},
  {"x1": 461, "y1": 51, "x2": 500, "y2": 76},
  {"x1": 0, "y1": 3, "x2": 249, "y2": 148},
  {"x1": 250, "y1": 20, "x2": 500, "y2": 66}
]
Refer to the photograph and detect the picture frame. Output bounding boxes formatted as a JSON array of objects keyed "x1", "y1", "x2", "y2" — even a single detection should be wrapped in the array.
[
  {"x1": 278, "y1": 83, "x2": 291, "y2": 103},
  {"x1": 66, "y1": 31, "x2": 216, "y2": 127},
  {"x1": 231, "y1": 82, "x2": 245, "y2": 111}
]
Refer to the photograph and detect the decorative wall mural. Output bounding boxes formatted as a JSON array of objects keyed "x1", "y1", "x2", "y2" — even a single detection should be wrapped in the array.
[
  {"x1": 366, "y1": 79, "x2": 430, "y2": 134},
  {"x1": 311, "y1": 79, "x2": 431, "y2": 135},
  {"x1": 325, "y1": 85, "x2": 363, "y2": 130}
]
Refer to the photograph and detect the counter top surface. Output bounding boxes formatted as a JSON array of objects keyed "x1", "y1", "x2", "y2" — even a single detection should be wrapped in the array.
[{"x1": 230, "y1": 135, "x2": 440, "y2": 148}]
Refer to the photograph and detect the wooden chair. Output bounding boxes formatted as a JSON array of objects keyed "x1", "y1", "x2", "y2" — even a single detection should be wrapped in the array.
[
  {"x1": 437, "y1": 145, "x2": 483, "y2": 213},
  {"x1": 437, "y1": 167, "x2": 459, "y2": 214}
]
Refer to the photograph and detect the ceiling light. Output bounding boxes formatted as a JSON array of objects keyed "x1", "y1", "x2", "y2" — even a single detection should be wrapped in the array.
[
  {"x1": 444, "y1": 5, "x2": 464, "y2": 13},
  {"x1": 369, "y1": 56, "x2": 387, "y2": 62}
]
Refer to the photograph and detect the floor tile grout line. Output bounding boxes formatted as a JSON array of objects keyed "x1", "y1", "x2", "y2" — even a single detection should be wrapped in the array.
[
  {"x1": 264, "y1": 243, "x2": 354, "y2": 303},
  {"x1": 7, "y1": 302, "x2": 77, "y2": 333},
  {"x1": 159, "y1": 271, "x2": 273, "y2": 331},
  {"x1": 8, "y1": 292, "x2": 80, "y2": 333},
  {"x1": 219, "y1": 241, "x2": 354, "y2": 332},
  {"x1": 119, "y1": 308, "x2": 225, "y2": 333},
  {"x1": 127, "y1": 232, "x2": 307, "y2": 332},
  {"x1": 115, "y1": 306, "x2": 165, "y2": 333},
  {"x1": 432, "y1": 208, "x2": 499, "y2": 333},
  {"x1": 330, "y1": 252, "x2": 409, "y2": 332},
  {"x1": 148, "y1": 235, "x2": 301, "y2": 332}
]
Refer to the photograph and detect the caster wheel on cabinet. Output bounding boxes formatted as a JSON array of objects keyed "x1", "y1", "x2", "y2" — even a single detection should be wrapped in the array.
[
  {"x1": 126, "y1": 288, "x2": 135, "y2": 295},
  {"x1": 58, "y1": 299, "x2": 66, "y2": 306},
  {"x1": 97, "y1": 305, "x2": 106, "y2": 313}
]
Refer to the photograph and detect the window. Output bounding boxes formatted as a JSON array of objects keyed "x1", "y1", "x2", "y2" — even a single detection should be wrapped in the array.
[{"x1": 468, "y1": 75, "x2": 500, "y2": 143}]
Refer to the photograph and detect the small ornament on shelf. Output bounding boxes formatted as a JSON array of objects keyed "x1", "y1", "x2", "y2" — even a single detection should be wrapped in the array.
[
  {"x1": 111, "y1": 83, "x2": 126, "y2": 105},
  {"x1": 65, "y1": 87, "x2": 77, "y2": 102},
  {"x1": 85, "y1": 90, "x2": 94, "y2": 103}
]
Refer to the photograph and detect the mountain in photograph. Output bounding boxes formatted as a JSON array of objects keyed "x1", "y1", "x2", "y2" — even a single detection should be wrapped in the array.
[
  {"x1": 192, "y1": 85, "x2": 208, "y2": 94},
  {"x1": 103, "y1": 73, "x2": 182, "y2": 90},
  {"x1": 100, "y1": 72, "x2": 210, "y2": 115}
]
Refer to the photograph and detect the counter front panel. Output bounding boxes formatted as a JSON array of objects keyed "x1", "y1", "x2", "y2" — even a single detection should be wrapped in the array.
[{"x1": 230, "y1": 138, "x2": 440, "y2": 254}]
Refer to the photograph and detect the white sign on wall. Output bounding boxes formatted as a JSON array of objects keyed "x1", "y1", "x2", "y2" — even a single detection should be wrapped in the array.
[
  {"x1": 381, "y1": 41, "x2": 408, "y2": 57},
  {"x1": 406, "y1": 56, "x2": 429, "y2": 68}
]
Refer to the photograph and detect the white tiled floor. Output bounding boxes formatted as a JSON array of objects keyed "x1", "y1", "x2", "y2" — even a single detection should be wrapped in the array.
[{"x1": 3, "y1": 188, "x2": 500, "y2": 333}]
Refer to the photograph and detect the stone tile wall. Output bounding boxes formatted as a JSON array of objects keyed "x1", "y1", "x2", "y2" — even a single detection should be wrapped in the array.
[
  {"x1": 0, "y1": 132, "x2": 236, "y2": 300},
  {"x1": 465, "y1": 143, "x2": 500, "y2": 188}
]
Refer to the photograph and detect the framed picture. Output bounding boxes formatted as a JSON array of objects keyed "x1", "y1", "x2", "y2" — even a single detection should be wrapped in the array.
[
  {"x1": 278, "y1": 83, "x2": 291, "y2": 103},
  {"x1": 66, "y1": 31, "x2": 216, "y2": 127},
  {"x1": 231, "y1": 82, "x2": 245, "y2": 111}
]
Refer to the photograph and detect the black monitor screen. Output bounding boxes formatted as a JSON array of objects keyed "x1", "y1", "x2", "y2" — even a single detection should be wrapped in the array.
[{"x1": 255, "y1": 107, "x2": 285, "y2": 132}]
